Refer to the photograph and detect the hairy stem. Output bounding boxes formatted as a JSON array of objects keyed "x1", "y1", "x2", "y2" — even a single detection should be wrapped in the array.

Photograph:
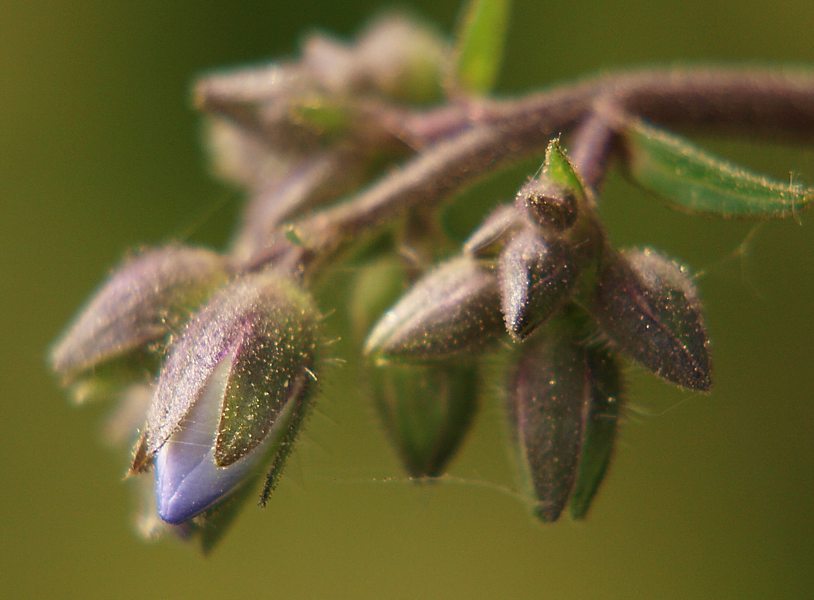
[{"x1": 250, "y1": 67, "x2": 814, "y2": 277}]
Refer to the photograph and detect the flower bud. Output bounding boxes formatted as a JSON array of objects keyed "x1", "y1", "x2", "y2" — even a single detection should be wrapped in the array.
[
  {"x1": 507, "y1": 316, "x2": 589, "y2": 522},
  {"x1": 516, "y1": 178, "x2": 578, "y2": 231},
  {"x1": 134, "y1": 272, "x2": 319, "y2": 524},
  {"x1": 50, "y1": 245, "x2": 228, "y2": 402},
  {"x1": 364, "y1": 255, "x2": 503, "y2": 361},
  {"x1": 352, "y1": 14, "x2": 448, "y2": 103},
  {"x1": 498, "y1": 228, "x2": 578, "y2": 340},
  {"x1": 371, "y1": 362, "x2": 478, "y2": 478},
  {"x1": 590, "y1": 248, "x2": 711, "y2": 391},
  {"x1": 462, "y1": 204, "x2": 525, "y2": 258}
]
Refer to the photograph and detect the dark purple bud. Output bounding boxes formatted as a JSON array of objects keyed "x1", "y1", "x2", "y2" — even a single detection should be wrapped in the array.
[
  {"x1": 499, "y1": 228, "x2": 579, "y2": 340},
  {"x1": 569, "y1": 346, "x2": 622, "y2": 519},
  {"x1": 516, "y1": 178, "x2": 578, "y2": 231},
  {"x1": 364, "y1": 256, "x2": 503, "y2": 361},
  {"x1": 372, "y1": 363, "x2": 478, "y2": 478},
  {"x1": 135, "y1": 272, "x2": 319, "y2": 524},
  {"x1": 463, "y1": 204, "x2": 525, "y2": 258},
  {"x1": 507, "y1": 316, "x2": 590, "y2": 522},
  {"x1": 591, "y1": 248, "x2": 711, "y2": 391},
  {"x1": 50, "y1": 245, "x2": 228, "y2": 399}
]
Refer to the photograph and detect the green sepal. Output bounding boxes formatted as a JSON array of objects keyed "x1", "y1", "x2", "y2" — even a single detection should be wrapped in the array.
[
  {"x1": 542, "y1": 139, "x2": 589, "y2": 205},
  {"x1": 214, "y1": 278, "x2": 320, "y2": 467},
  {"x1": 569, "y1": 345, "x2": 622, "y2": 519},
  {"x1": 371, "y1": 362, "x2": 478, "y2": 478}
]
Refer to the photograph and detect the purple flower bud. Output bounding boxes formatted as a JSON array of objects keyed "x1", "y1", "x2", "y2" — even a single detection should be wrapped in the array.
[
  {"x1": 591, "y1": 248, "x2": 711, "y2": 391},
  {"x1": 507, "y1": 316, "x2": 590, "y2": 522},
  {"x1": 133, "y1": 272, "x2": 319, "y2": 524},
  {"x1": 364, "y1": 256, "x2": 503, "y2": 361},
  {"x1": 50, "y1": 245, "x2": 228, "y2": 401},
  {"x1": 499, "y1": 228, "x2": 578, "y2": 340},
  {"x1": 516, "y1": 178, "x2": 578, "y2": 231},
  {"x1": 462, "y1": 204, "x2": 525, "y2": 258}
]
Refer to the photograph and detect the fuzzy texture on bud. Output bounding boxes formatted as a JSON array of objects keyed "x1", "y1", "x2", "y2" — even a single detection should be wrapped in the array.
[
  {"x1": 365, "y1": 255, "x2": 503, "y2": 361},
  {"x1": 50, "y1": 245, "x2": 228, "y2": 393},
  {"x1": 132, "y1": 271, "x2": 319, "y2": 524},
  {"x1": 507, "y1": 314, "x2": 622, "y2": 522},
  {"x1": 591, "y1": 247, "x2": 711, "y2": 391},
  {"x1": 499, "y1": 228, "x2": 578, "y2": 340},
  {"x1": 516, "y1": 178, "x2": 579, "y2": 231},
  {"x1": 507, "y1": 317, "x2": 590, "y2": 522}
]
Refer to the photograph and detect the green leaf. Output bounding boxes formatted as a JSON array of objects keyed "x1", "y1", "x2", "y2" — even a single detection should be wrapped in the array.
[
  {"x1": 449, "y1": 0, "x2": 511, "y2": 95},
  {"x1": 621, "y1": 118, "x2": 813, "y2": 218}
]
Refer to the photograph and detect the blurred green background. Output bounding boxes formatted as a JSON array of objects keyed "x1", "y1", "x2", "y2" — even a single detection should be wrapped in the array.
[{"x1": 3, "y1": 1, "x2": 813, "y2": 598}]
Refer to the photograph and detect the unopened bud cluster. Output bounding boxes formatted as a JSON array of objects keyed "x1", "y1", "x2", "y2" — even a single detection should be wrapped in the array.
[{"x1": 49, "y1": 1, "x2": 811, "y2": 550}]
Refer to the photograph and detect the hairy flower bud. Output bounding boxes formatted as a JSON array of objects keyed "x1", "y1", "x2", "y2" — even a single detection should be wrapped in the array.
[
  {"x1": 364, "y1": 255, "x2": 502, "y2": 361},
  {"x1": 507, "y1": 315, "x2": 620, "y2": 522},
  {"x1": 133, "y1": 272, "x2": 319, "y2": 524},
  {"x1": 50, "y1": 245, "x2": 228, "y2": 402},
  {"x1": 591, "y1": 248, "x2": 711, "y2": 391},
  {"x1": 516, "y1": 178, "x2": 579, "y2": 231},
  {"x1": 371, "y1": 363, "x2": 478, "y2": 478},
  {"x1": 507, "y1": 317, "x2": 587, "y2": 522},
  {"x1": 499, "y1": 228, "x2": 578, "y2": 340}
]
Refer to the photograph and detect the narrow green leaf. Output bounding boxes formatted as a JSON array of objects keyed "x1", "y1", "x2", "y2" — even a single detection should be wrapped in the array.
[
  {"x1": 621, "y1": 118, "x2": 813, "y2": 218},
  {"x1": 449, "y1": 0, "x2": 511, "y2": 95}
]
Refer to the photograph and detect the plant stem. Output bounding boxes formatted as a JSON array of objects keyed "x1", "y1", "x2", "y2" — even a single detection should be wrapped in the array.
[{"x1": 250, "y1": 67, "x2": 814, "y2": 277}]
